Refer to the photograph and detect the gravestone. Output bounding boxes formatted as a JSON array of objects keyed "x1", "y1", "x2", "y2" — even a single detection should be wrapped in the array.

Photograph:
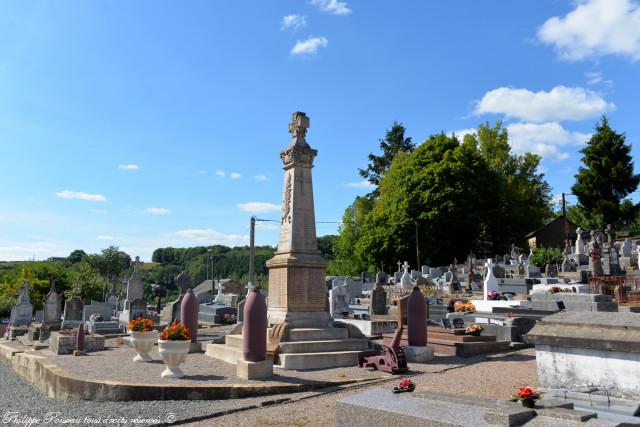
[
  {"x1": 370, "y1": 282, "x2": 387, "y2": 315},
  {"x1": 330, "y1": 285, "x2": 350, "y2": 318},
  {"x1": 161, "y1": 294, "x2": 184, "y2": 323},
  {"x1": 43, "y1": 283, "x2": 62, "y2": 325},
  {"x1": 83, "y1": 301, "x2": 114, "y2": 322},
  {"x1": 429, "y1": 267, "x2": 442, "y2": 279},
  {"x1": 483, "y1": 259, "x2": 499, "y2": 300},
  {"x1": 393, "y1": 272, "x2": 402, "y2": 283},
  {"x1": 9, "y1": 283, "x2": 33, "y2": 339},
  {"x1": 344, "y1": 278, "x2": 362, "y2": 302},
  {"x1": 396, "y1": 295, "x2": 409, "y2": 327},
  {"x1": 125, "y1": 256, "x2": 144, "y2": 309},
  {"x1": 400, "y1": 261, "x2": 412, "y2": 289},
  {"x1": 621, "y1": 238, "x2": 632, "y2": 257},
  {"x1": 130, "y1": 299, "x2": 146, "y2": 319},
  {"x1": 61, "y1": 296, "x2": 84, "y2": 329},
  {"x1": 34, "y1": 310, "x2": 43, "y2": 322},
  {"x1": 421, "y1": 265, "x2": 429, "y2": 275}
]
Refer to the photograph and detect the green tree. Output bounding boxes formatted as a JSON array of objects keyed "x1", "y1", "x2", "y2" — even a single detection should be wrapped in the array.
[
  {"x1": 358, "y1": 121, "x2": 415, "y2": 198},
  {"x1": 66, "y1": 249, "x2": 88, "y2": 265},
  {"x1": 66, "y1": 261, "x2": 105, "y2": 303},
  {"x1": 571, "y1": 117, "x2": 640, "y2": 229},
  {"x1": 316, "y1": 235, "x2": 337, "y2": 260},
  {"x1": 88, "y1": 246, "x2": 131, "y2": 292},
  {"x1": 357, "y1": 133, "x2": 490, "y2": 268},
  {"x1": 333, "y1": 197, "x2": 374, "y2": 275},
  {"x1": 467, "y1": 122, "x2": 553, "y2": 254}
]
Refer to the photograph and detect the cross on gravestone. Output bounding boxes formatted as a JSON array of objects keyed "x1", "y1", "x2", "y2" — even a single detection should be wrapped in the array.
[{"x1": 176, "y1": 271, "x2": 190, "y2": 294}]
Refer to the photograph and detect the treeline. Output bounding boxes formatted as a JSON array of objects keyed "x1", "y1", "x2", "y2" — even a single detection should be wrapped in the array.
[{"x1": 333, "y1": 117, "x2": 639, "y2": 275}]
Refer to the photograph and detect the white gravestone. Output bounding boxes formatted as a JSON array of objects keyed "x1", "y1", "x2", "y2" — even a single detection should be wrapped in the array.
[
  {"x1": 10, "y1": 283, "x2": 33, "y2": 326},
  {"x1": 483, "y1": 259, "x2": 499, "y2": 301},
  {"x1": 400, "y1": 261, "x2": 412, "y2": 289},
  {"x1": 575, "y1": 227, "x2": 585, "y2": 255}
]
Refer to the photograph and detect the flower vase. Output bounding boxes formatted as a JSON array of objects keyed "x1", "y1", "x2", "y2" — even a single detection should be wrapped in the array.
[
  {"x1": 158, "y1": 339, "x2": 190, "y2": 378},
  {"x1": 521, "y1": 398, "x2": 536, "y2": 408},
  {"x1": 130, "y1": 331, "x2": 157, "y2": 362}
]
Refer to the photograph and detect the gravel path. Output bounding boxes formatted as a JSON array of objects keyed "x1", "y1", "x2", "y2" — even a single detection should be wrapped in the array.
[{"x1": 0, "y1": 347, "x2": 537, "y2": 427}]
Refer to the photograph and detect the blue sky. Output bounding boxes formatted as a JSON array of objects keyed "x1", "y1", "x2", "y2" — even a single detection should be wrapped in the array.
[{"x1": 1, "y1": 0, "x2": 640, "y2": 261}]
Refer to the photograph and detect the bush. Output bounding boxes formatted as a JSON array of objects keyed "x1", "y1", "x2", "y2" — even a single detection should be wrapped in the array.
[{"x1": 529, "y1": 247, "x2": 563, "y2": 268}]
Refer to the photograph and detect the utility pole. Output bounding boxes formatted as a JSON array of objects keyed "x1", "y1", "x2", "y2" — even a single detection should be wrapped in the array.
[
  {"x1": 562, "y1": 192, "x2": 569, "y2": 244},
  {"x1": 415, "y1": 221, "x2": 421, "y2": 268},
  {"x1": 248, "y1": 216, "x2": 256, "y2": 293}
]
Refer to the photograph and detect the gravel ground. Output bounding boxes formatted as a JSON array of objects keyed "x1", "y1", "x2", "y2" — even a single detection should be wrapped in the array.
[
  {"x1": 0, "y1": 342, "x2": 536, "y2": 427},
  {"x1": 183, "y1": 349, "x2": 538, "y2": 427}
]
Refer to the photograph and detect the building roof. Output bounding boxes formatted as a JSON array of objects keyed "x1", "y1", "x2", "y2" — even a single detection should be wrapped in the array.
[{"x1": 524, "y1": 215, "x2": 576, "y2": 239}]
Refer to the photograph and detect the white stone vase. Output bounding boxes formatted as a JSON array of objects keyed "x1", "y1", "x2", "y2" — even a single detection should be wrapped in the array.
[
  {"x1": 130, "y1": 331, "x2": 157, "y2": 362},
  {"x1": 158, "y1": 339, "x2": 190, "y2": 378}
]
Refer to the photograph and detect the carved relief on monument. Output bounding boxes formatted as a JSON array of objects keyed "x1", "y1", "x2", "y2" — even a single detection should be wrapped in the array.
[{"x1": 282, "y1": 173, "x2": 292, "y2": 225}]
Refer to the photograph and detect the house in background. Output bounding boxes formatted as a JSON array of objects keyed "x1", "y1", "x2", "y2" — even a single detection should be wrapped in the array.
[{"x1": 525, "y1": 215, "x2": 578, "y2": 250}]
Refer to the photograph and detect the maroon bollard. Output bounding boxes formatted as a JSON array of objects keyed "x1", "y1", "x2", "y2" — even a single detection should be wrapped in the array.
[
  {"x1": 407, "y1": 286, "x2": 427, "y2": 347},
  {"x1": 180, "y1": 289, "x2": 199, "y2": 343},
  {"x1": 76, "y1": 326, "x2": 85, "y2": 352},
  {"x1": 242, "y1": 288, "x2": 267, "y2": 362}
]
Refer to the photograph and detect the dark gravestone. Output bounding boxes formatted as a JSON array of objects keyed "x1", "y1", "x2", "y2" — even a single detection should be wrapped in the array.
[
  {"x1": 441, "y1": 319, "x2": 452, "y2": 329},
  {"x1": 130, "y1": 299, "x2": 146, "y2": 320},
  {"x1": 556, "y1": 301, "x2": 566, "y2": 311},
  {"x1": 370, "y1": 283, "x2": 387, "y2": 315},
  {"x1": 61, "y1": 296, "x2": 84, "y2": 329},
  {"x1": 452, "y1": 318, "x2": 465, "y2": 329}
]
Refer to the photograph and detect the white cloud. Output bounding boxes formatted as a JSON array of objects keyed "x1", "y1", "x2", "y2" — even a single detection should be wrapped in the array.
[
  {"x1": 97, "y1": 235, "x2": 114, "y2": 241},
  {"x1": 474, "y1": 85, "x2": 614, "y2": 122},
  {"x1": 118, "y1": 163, "x2": 139, "y2": 170},
  {"x1": 537, "y1": 0, "x2": 640, "y2": 61},
  {"x1": 281, "y1": 14, "x2": 307, "y2": 31},
  {"x1": 0, "y1": 241, "x2": 69, "y2": 261},
  {"x1": 506, "y1": 122, "x2": 591, "y2": 162},
  {"x1": 291, "y1": 36, "x2": 328, "y2": 56},
  {"x1": 255, "y1": 174, "x2": 268, "y2": 181},
  {"x1": 585, "y1": 71, "x2": 613, "y2": 88},
  {"x1": 344, "y1": 180, "x2": 374, "y2": 188},
  {"x1": 174, "y1": 229, "x2": 245, "y2": 244},
  {"x1": 216, "y1": 170, "x2": 226, "y2": 177},
  {"x1": 144, "y1": 207, "x2": 171, "y2": 215},
  {"x1": 230, "y1": 172, "x2": 242, "y2": 179},
  {"x1": 55, "y1": 190, "x2": 106, "y2": 202},
  {"x1": 310, "y1": 0, "x2": 351, "y2": 15},
  {"x1": 236, "y1": 202, "x2": 281, "y2": 213}
]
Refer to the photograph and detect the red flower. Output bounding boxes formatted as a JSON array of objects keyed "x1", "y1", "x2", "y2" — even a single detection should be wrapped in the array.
[
  {"x1": 517, "y1": 387, "x2": 538, "y2": 399},
  {"x1": 399, "y1": 379, "x2": 414, "y2": 389}
]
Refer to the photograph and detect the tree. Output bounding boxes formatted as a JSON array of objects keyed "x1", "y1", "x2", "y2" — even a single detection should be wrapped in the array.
[
  {"x1": 66, "y1": 249, "x2": 88, "y2": 265},
  {"x1": 466, "y1": 122, "x2": 553, "y2": 254},
  {"x1": 333, "y1": 197, "x2": 374, "y2": 275},
  {"x1": 316, "y1": 235, "x2": 337, "y2": 260},
  {"x1": 66, "y1": 261, "x2": 105, "y2": 303},
  {"x1": 356, "y1": 133, "x2": 490, "y2": 268},
  {"x1": 88, "y1": 246, "x2": 132, "y2": 291},
  {"x1": 359, "y1": 122, "x2": 415, "y2": 198},
  {"x1": 572, "y1": 116, "x2": 640, "y2": 229}
]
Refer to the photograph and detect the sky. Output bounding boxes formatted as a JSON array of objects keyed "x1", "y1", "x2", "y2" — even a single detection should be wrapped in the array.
[{"x1": 1, "y1": 0, "x2": 640, "y2": 261}]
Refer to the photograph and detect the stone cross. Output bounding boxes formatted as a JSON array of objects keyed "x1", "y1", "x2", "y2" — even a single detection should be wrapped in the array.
[
  {"x1": 397, "y1": 261, "x2": 402, "y2": 272},
  {"x1": 575, "y1": 227, "x2": 585, "y2": 255},
  {"x1": 402, "y1": 261, "x2": 410, "y2": 274},
  {"x1": 483, "y1": 259, "x2": 499, "y2": 301},
  {"x1": 288, "y1": 111, "x2": 310, "y2": 146}
]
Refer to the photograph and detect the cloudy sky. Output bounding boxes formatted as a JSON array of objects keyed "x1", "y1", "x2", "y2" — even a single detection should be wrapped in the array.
[{"x1": 1, "y1": 0, "x2": 639, "y2": 261}]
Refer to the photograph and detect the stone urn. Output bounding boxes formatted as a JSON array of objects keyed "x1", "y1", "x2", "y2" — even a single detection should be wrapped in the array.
[
  {"x1": 130, "y1": 331, "x2": 157, "y2": 362},
  {"x1": 158, "y1": 339, "x2": 190, "y2": 378}
]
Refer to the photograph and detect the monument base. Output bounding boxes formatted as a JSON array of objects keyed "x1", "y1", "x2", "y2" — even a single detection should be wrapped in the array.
[
  {"x1": 237, "y1": 359, "x2": 273, "y2": 380},
  {"x1": 267, "y1": 310, "x2": 332, "y2": 328},
  {"x1": 403, "y1": 345, "x2": 435, "y2": 363}
]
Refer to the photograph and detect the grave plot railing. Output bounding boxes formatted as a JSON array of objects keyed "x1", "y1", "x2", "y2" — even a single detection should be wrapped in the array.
[
  {"x1": 589, "y1": 276, "x2": 640, "y2": 303},
  {"x1": 386, "y1": 288, "x2": 412, "y2": 304}
]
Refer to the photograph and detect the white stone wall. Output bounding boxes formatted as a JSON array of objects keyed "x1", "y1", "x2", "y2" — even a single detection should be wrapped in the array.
[{"x1": 536, "y1": 344, "x2": 640, "y2": 399}]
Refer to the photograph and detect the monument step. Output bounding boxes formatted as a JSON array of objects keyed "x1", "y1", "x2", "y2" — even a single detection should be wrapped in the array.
[
  {"x1": 205, "y1": 343, "x2": 243, "y2": 364},
  {"x1": 277, "y1": 350, "x2": 362, "y2": 370},
  {"x1": 285, "y1": 328, "x2": 349, "y2": 341},
  {"x1": 428, "y1": 333, "x2": 497, "y2": 343},
  {"x1": 278, "y1": 338, "x2": 369, "y2": 354}
]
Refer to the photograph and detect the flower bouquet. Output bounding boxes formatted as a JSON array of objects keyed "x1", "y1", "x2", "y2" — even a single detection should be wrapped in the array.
[
  {"x1": 465, "y1": 324, "x2": 483, "y2": 336},
  {"x1": 129, "y1": 317, "x2": 157, "y2": 362},
  {"x1": 453, "y1": 300, "x2": 476, "y2": 313},
  {"x1": 392, "y1": 378, "x2": 415, "y2": 394},
  {"x1": 511, "y1": 386, "x2": 541, "y2": 408}
]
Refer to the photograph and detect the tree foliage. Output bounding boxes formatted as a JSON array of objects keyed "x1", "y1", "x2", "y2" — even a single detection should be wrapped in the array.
[
  {"x1": 571, "y1": 116, "x2": 639, "y2": 229},
  {"x1": 358, "y1": 121, "x2": 415, "y2": 198},
  {"x1": 332, "y1": 197, "x2": 373, "y2": 275}
]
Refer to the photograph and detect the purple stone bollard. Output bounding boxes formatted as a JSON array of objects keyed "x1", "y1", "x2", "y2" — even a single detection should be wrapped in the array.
[
  {"x1": 242, "y1": 288, "x2": 267, "y2": 362},
  {"x1": 76, "y1": 326, "x2": 85, "y2": 352},
  {"x1": 407, "y1": 286, "x2": 427, "y2": 347},
  {"x1": 180, "y1": 288, "x2": 199, "y2": 343}
]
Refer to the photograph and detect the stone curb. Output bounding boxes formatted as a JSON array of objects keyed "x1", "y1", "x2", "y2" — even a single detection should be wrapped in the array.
[{"x1": 0, "y1": 342, "x2": 374, "y2": 401}]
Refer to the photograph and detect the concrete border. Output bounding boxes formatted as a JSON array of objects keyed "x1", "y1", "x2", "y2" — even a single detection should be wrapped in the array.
[{"x1": 0, "y1": 343, "x2": 377, "y2": 401}]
